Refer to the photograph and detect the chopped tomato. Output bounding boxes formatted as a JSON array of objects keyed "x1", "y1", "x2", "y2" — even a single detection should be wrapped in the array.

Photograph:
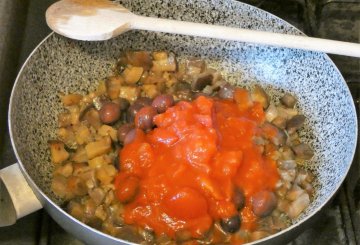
[{"x1": 115, "y1": 95, "x2": 279, "y2": 238}]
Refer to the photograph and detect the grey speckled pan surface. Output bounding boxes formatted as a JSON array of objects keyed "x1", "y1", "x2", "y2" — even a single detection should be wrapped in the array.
[{"x1": 9, "y1": 0, "x2": 357, "y2": 244}]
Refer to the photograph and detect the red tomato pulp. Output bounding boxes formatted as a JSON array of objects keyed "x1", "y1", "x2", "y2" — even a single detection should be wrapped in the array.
[{"x1": 115, "y1": 92, "x2": 279, "y2": 238}]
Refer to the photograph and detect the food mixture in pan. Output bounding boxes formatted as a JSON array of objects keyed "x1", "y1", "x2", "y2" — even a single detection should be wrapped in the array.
[{"x1": 49, "y1": 51, "x2": 314, "y2": 244}]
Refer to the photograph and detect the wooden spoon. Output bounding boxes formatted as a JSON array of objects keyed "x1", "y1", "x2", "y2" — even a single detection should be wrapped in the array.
[{"x1": 46, "y1": 0, "x2": 360, "y2": 58}]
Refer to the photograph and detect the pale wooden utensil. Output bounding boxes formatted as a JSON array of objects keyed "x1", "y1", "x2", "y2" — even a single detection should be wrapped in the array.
[{"x1": 46, "y1": 0, "x2": 360, "y2": 58}]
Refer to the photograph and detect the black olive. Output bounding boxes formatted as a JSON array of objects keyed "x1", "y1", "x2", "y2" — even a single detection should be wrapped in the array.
[
  {"x1": 220, "y1": 215, "x2": 241, "y2": 233},
  {"x1": 251, "y1": 190, "x2": 277, "y2": 218},
  {"x1": 152, "y1": 94, "x2": 174, "y2": 113},
  {"x1": 118, "y1": 98, "x2": 130, "y2": 111},
  {"x1": 118, "y1": 123, "x2": 135, "y2": 144},
  {"x1": 233, "y1": 188, "x2": 245, "y2": 211},
  {"x1": 135, "y1": 106, "x2": 157, "y2": 131},
  {"x1": 127, "y1": 103, "x2": 144, "y2": 123},
  {"x1": 124, "y1": 128, "x2": 137, "y2": 145},
  {"x1": 99, "y1": 102, "x2": 121, "y2": 124}
]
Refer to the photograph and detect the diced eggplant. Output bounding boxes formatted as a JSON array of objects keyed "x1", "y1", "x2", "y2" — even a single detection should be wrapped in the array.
[
  {"x1": 123, "y1": 66, "x2": 144, "y2": 84},
  {"x1": 286, "y1": 115, "x2": 306, "y2": 134},
  {"x1": 98, "y1": 125, "x2": 118, "y2": 142},
  {"x1": 85, "y1": 136, "x2": 112, "y2": 159},
  {"x1": 119, "y1": 86, "x2": 140, "y2": 103},
  {"x1": 48, "y1": 140, "x2": 70, "y2": 164},
  {"x1": 106, "y1": 76, "x2": 123, "y2": 100},
  {"x1": 125, "y1": 51, "x2": 152, "y2": 71},
  {"x1": 292, "y1": 143, "x2": 314, "y2": 160},
  {"x1": 151, "y1": 52, "x2": 177, "y2": 72},
  {"x1": 287, "y1": 192, "x2": 310, "y2": 219},
  {"x1": 251, "y1": 85, "x2": 269, "y2": 109},
  {"x1": 61, "y1": 93, "x2": 83, "y2": 106},
  {"x1": 272, "y1": 116, "x2": 287, "y2": 129},
  {"x1": 280, "y1": 93, "x2": 297, "y2": 108}
]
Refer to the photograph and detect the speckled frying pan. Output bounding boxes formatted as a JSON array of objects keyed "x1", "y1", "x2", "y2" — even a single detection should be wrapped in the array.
[{"x1": 3, "y1": 0, "x2": 357, "y2": 244}]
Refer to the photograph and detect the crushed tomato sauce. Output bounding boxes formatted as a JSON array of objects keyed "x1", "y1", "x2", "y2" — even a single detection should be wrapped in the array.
[{"x1": 115, "y1": 91, "x2": 279, "y2": 238}]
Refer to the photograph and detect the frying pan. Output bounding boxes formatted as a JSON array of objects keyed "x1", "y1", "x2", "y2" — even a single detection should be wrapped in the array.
[{"x1": 0, "y1": 0, "x2": 357, "y2": 244}]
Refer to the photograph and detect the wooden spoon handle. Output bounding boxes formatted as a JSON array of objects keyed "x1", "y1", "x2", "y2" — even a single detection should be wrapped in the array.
[{"x1": 133, "y1": 16, "x2": 360, "y2": 58}]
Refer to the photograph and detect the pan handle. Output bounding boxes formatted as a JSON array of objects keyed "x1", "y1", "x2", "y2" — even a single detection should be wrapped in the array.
[{"x1": 0, "y1": 163, "x2": 43, "y2": 227}]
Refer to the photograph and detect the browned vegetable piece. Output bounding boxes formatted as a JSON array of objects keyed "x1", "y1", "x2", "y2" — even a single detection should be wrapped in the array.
[
  {"x1": 51, "y1": 175, "x2": 68, "y2": 198},
  {"x1": 61, "y1": 93, "x2": 83, "y2": 106},
  {"x1": 287, "y1": 192, "x2": 310, "y2": 219},
  {"x1": 251, "y1": 190, "x2": 277, "y2": 217},
  {"x1": 286, "y1": 115, "x2": 306, "y2": 134},
  {"x1": 96, "y1": 165, "x2": 117, "y2": 185},
  {"x1": 135, "y1": 106, "x2": 157, "y2": 131},
  {"x1": 71, "y1": 146, "x2": 88, "y2": 163},
  {"x1": 67, "y1": 105, "x2": 81, "y2": 126},
  {"x1": 191, "y1": 73, "x2": 213, "y2": 91},
  {"x1": 262, "y1": 122, "x2": 287, "y2": 146},
  {"x1": 119, "y1": 86, "x2": 140, "y2": 102},
  {"x1": 123, "y1": 66, "x2": 144, "y2": 84},
  {"x1": 152, "y1": 94, "x2": 174, "y2": 113},
  {"x1": 95, "y1": 205, "x2": 108, "y2": 221},
  {"x1": 286, "y1": 184, "x2": 305, "y2": 201},
  {"x1": 151, "y1": 52, "x2": 177, "y2": 72},
  {"x1": 49, "y1": 140, "x2": 70, "y2": 164},
  {"x1": 106, "y1": 76, "x2": 123, "y2": 100},
  {"x1": 85, "y1": 136, "x2": 112, "y2": 159},
  {"x1": 99, "y1": 102, "x2": 121, "y2": 124},
  {"x1": 141, "y1": 84, "x2": 159, "y2": 98},
  {"x1": 57, "y1": 127, "x2": 77, "y2": 149},
  {"x1": 67, "y1": 176, "x2": 88, "y2": 196},
  {"x1": 82, "y1": 108, "x2": 102, "y2": 129},
  {"x1": 141, "y1": 72, "x2": 166, "y2": 85},
  {"x1": 280, "y1": 93, "x2": 297, "y2": 108},
  {"x1": 272, "y1": 116, "x2": 287, "y2": 129},
  {"x1": 98, "y1": 125, "x2": 118, "y2": 142},
  {"x1": 152, "y1": 51, "x2": 168, "y2": 61},
  {"x1": 218, "y1": 83, "x2": 235, "y2": 99},
  {"x1": 251, "y1": 85, "x2": 269, "y2": 109},
  {"x1": 88, "y1": 154, "x2": 113, "y2": 169},
  {"x1": 89, "y1": 188, "x2": 106, "y2": 206},
  {"x1": 68, "y1": 200, "x2": 85, "y2": 221},
  {"x1": 185, "y1": 57, "x2": 206, "y2": 75},
  {"x1": 126, "y1": 51, "x2": 152, "y2": 70},
  {"x1": 292, "y1": 143, "x2": 314, "y2": 160},
  {"x1": 58, "y1": 112, "x2": 72, "y2": 127},
  {"x1": 54, "y1": 162, "x2": 73, "y2": 177},
  {"x1": 118, "y1": 124, "x2": 135, "y2": 144}
]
